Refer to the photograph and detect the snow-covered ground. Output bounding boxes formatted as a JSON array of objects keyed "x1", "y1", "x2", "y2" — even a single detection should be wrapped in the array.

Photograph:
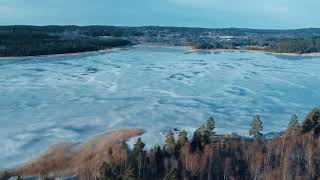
[{"x1": 0, "y1": 45, "x2": 319, "y2": 168}]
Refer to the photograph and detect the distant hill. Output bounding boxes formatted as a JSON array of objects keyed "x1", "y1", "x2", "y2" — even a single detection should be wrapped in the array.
[{"x1": 1, "y1": 25, "x2": 320, "y2": 57}]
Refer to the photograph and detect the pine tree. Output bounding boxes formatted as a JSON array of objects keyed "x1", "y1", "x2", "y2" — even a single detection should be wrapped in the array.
[
  {"x1": 132, "y1": 137, "x2": 145, "y2": 155},
  {"x1": 301, "y1": 107, "x2": 320, "y2": 134},
  {"x1": 191, "y1": 125, "x2": 209, "y2": 151},
  {"x1": 191, "y1": 127, "x2": 202, "y2": 151},
  {"x1": 199, "y1": 125, "x2": 210, "y2": 145},
  {"x1": 165, "y1": 130, "x2": 176, "y2": 155},
  {"x1": 206, "y1": 116, "x2": 216, "y2": 136},
  {"x1": 177, "y1": 130, "x2": 188, "y2": 148},
  {"x1": 131, "y1": 137, "x2": 145, "y2": 179},
  {"x1": 288, "y1": 114, "x2": 300, "y2": 131},
  {"x1": 249, "y1": 115, "x2": 263, "y2": 138}
]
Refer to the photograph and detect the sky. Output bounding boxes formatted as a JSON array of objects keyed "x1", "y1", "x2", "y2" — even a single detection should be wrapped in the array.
[{"x1": 0, "y1": 0, "x2": 319, "y2": 29}]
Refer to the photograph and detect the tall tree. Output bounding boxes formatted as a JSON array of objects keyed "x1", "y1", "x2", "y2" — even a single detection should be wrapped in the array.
[
  {"x1": 288, "y1": 114, "x2": 300, "y2": 131},
  {"x1": 131, "y1": 137, "x2": 145, "y2": 179},
  {"x1": 177, "y1": 130, "x2": 188, "y2": 148},
  {"x1": 301, "y1": 107, "x2": 320, "y2": 134},
  {"x1": 165, "y1": 130, "x2": 176, "y2": 155},
  {"x1": 132, "y1": 137, "x2": 145, "y2": 155},
  {"x1": 206, "y1": 117, "x2": 216, "y2": 136},
  {"x1": 249, "y1": 115, "x2": 263, "y2": 138},
  {"x1": 191, "y1": 125, "x2": 210, "y2": 151}
]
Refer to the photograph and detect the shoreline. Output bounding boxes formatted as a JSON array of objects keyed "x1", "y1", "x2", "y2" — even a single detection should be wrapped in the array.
[
  {"x1": 141, "y1": 42, "x2": 320, "y2": 57},
  {"x1": 7, "y1": 128, "x2": 280, "y2": 171},
  {"x1": 1, "y1": 44, "x2": 320, "y2": 59},
  {"x1": 189, "y1": 47, "x2": 320, "y2": 57},
  {"x1": 3, "y1": 128, "x2": 283, "y2": 179},
  {"x1": 139, "y1": 43, "x2": 320, "y2": 57},
  {"x1": 8, "y1": 128, "x2": 143, "y2": 176},
  {"x1": 0, "y1": 47, "x2": 121, "y2": 60}
]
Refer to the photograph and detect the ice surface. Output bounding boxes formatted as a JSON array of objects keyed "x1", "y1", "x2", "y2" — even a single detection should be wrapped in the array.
[{"x1": 0, "y1": 45, "x2": 320, "y2": 168}]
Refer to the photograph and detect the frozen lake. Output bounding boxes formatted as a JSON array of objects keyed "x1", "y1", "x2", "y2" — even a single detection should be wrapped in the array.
[{"x1": 0, "y1": 45, "x2": 320, "y2": 168}]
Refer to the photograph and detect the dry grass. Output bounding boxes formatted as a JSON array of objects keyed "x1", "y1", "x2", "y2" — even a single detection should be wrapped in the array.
[{"x1": 12, "y1": 128, "x2": 142, "y2": 179}]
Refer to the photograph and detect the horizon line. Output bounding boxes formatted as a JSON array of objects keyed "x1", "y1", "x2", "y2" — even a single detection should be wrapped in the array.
[{"x1": 0, "y1": 24, "x2": 319, "y2": 31}]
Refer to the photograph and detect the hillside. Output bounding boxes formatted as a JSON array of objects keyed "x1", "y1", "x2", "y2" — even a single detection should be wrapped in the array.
[{"x1": 2, "y1": 108, "x2": 320, "y2": 180}]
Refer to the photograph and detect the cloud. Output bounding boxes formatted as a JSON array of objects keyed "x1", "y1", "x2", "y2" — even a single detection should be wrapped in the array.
[
  {"x1": 168, "y1": 0, "x2": 291, "y2": 14},
  {"x1": 0, "y1": 0, "x2": 319, "y2": 28}
]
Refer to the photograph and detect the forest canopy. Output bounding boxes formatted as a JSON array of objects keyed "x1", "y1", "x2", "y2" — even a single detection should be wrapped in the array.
[{"x1": 2, "y1": 26, "x2": 320, "y2": 56}]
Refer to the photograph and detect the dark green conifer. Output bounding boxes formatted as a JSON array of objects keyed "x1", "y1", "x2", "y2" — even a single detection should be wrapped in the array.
[
  {"x1": 249, "y1": 115, "x2": 263, "y2": 138},
  {"x1": 301, "y1": 107, "x2": 320, "y2": 134},
  {"x1": 288, "y1": 114, "x2": 300, "y2": 132},
  {"x1": 132, "y1": 137, "x2": 145, "y2": 155},
  {"x1": 177, "y1": 130, "x2": 188, "y2": 148},
  {"x1": 165, "y1": 130, "x2": 176, "y2": 155},
  {"x1": 206, "y1": 116, "x2": 216, "y2": 136}
]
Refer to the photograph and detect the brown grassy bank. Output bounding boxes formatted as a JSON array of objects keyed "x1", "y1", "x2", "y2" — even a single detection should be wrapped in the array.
[{"x1": 9, "y1": 129, "x2": 142, "y2": 179}]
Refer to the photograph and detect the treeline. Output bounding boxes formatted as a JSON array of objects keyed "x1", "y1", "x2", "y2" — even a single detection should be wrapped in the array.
[
  {"x1": 0, "y1": 25, "x2": 140, "y2": 37},
  {"x1": 274, "y1": 37, "x2": 320, "y2": 54},
  {"x1": 2, "y1": 25, "x2": 320, "y2": 56},
  {"x1": 192, "y1": 37, "x2": 320, "y2": 54},
  {"x1": 92, "y1": 108, "x2": 320, "y2": 180},
  {"x1": 0, "y1": 30, "x2": 131, "y2": 57},
  {"x1": 92, "y1": 107, "x2": 320, "y2": 180}
]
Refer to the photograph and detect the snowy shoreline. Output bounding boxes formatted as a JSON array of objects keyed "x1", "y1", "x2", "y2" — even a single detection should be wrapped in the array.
[{"x1": 1, "y1": 44, "x2": 320, "y2": 60}]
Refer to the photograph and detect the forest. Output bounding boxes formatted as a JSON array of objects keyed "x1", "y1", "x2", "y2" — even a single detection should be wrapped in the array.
[
  {"x1": 2, "y1": 26, "x2": 320, "y2": 56},
  {"x1": 0, "y1": 26, "x2": 131, "y2": 57},
  {"x1": 274, "y1": 37, "x2": 320, "y2": 54},
  {"x1": 2, "y1": 107, "x2": 320, "y2": 180}
]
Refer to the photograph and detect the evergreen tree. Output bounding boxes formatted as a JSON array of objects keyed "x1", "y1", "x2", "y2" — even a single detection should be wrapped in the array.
[
  {"x1": 301, "y1": 107, "x2": 320, "y2": 134},
  {"x1": 177, "y1": 130, "x2": 188, "y2": 148},
  {"x1": 131, "y1": 137, "x2": 145, "y2": 179},
  {"x1": 154, "y1": 146, "x2": 165, "y2": 175},
  {"x1": 249, "y1": 115, "x2": 263, "y2": 138},
  {"x1": 206, "y1": 116, "x2": 216, "y2": 136},
  {"x1": 191, "y1": 125, "x2": 210, "y2": 151},
  {"x1": 191, "y1": 127, "x2": 202, "y2": 151},
  {"x1": 288, "y1": 114, "x2": 300, "y2": 131},
  {"x1": 165, "y1": 130, "x2": 176, "y2": 155},
  {"x1": 199, "y1": 125, "x2": 210, "y2": 145},
  {"x1": 132, "y1": 137, "x2": 145, "y2": 155}
]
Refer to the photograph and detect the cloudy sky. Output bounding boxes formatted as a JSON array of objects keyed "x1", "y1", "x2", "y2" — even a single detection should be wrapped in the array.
[{"x1": 0, "y1": 0, "x2": 319, "y2": 29}]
